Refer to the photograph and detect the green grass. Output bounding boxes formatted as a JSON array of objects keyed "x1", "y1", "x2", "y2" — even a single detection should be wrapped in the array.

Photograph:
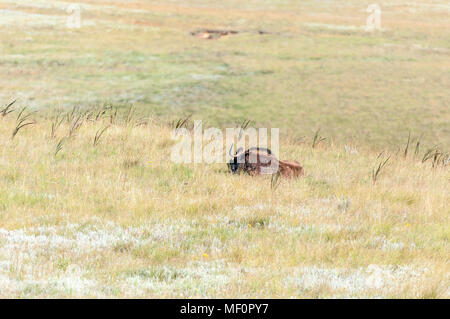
[{"x1": 1, "y1": 0, "x2": 449, "y2": 148}]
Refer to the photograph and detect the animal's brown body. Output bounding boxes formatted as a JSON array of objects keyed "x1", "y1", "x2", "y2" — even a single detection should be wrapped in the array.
[{"x1": 228, "y1": 147, "x2": 305, "y2": 178}]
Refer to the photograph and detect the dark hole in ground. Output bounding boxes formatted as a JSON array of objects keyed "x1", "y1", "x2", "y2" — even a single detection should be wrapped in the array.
[{"x1": 190, "y1": 29, "x2": 239, "y2": 40}]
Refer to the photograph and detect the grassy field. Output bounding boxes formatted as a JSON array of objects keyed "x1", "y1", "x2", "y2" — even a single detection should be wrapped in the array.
[
  {"x1": 0, "y1": 0, "x2": 449, "y2": 298},
  {"x1": 1, "y1": 0, "x2": 449, "y2": 148},
  {"x1": 0, "y1": 107, "x2": 448, "y2": 298}
]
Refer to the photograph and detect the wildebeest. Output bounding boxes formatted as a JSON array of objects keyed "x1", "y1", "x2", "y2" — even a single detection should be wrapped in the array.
[{"x1": 227, "y1": 145, "x2": 305, "y2": 178}]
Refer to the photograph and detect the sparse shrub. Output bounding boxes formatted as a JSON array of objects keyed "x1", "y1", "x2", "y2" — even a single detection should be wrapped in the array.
[
  {"x1": 421, "y1": 145, "x2": 448, "y2": 168},
  {"x1": 93, "y1": 125, "x2": 110, "y2": 146},
  {"x1": 404, "y1": 131, "x2": 411, "y2": 158},
  {"x1": 271, "y1": 171, "x2": 281, "y2": 191},
  {"x1": 50, "y1": 111, "x2": 65, "y2": 139},
  {"x1": 1, "y1": 100, "x2": 16, "y2": 117},
  {"x1": 372, "y1": 152, "x2": 390, "y2": 184},
  {"x1": 171, "y1": 115, "x2": 192, "y2": 129},
  {"x1": 12, "y1": 107, "x2": 35, "y2": 139},
  {"x1": 122, "y1": 158, "x2": 140, "y2": 169},
  {"x1": 125, "y1": 105, "x2": 135, "y2": 125},
  {"x1": 312, "y1": 129, "x2": 326, "y2": 148},
  {"x1": 54, "y1": 138, "x2": 65, "y2": 157},
  {"x1": 68, "y1": 113, "x2": 84, "y2": 137}
]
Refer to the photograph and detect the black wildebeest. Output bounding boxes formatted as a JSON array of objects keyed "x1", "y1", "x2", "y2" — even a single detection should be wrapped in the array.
[{"x1": 227, "y1": 145, "x2": 305, "y2": 178}]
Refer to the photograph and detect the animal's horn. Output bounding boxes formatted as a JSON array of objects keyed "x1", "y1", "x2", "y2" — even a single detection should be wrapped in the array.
[
  {"x1": 229, "y1": 143, "x2": 245, "y2": 157},
  {"x1": 229, "y1": 143, "x2": 235, "y2": 157}
]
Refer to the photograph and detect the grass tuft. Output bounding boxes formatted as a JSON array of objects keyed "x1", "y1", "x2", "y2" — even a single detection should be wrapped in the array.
[
  {"x1": 372, "y1": 153, "x2": 391, "y2": 184},
  {"x1": 11, "y1": 107, "x2": 36, "y2": 140},
  {"x1": 312, "y1": 129, "x2": 326, "y2": 149},
  {"x1": 93, "y1": 125, "x2": 110, "y2": 147},
  {"x1": 1, "y1": 100, "x2": 16, "y2": 117}
]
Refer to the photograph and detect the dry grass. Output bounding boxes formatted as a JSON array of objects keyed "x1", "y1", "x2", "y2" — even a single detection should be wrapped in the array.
[{"x1": 0, "y1": 107, "x2": 448, "y2": 298}]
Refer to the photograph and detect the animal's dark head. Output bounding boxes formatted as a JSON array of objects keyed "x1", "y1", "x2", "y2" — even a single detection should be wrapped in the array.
[
  {"x1": 227, "y1": 156, "x2": 239, "y2": 174},
  {"x1": 227, "y1": 145, "x2": 272, "y2": 174},
  {"x1": 227, "y1": 145, "x2": 244, "y2": 174}
]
